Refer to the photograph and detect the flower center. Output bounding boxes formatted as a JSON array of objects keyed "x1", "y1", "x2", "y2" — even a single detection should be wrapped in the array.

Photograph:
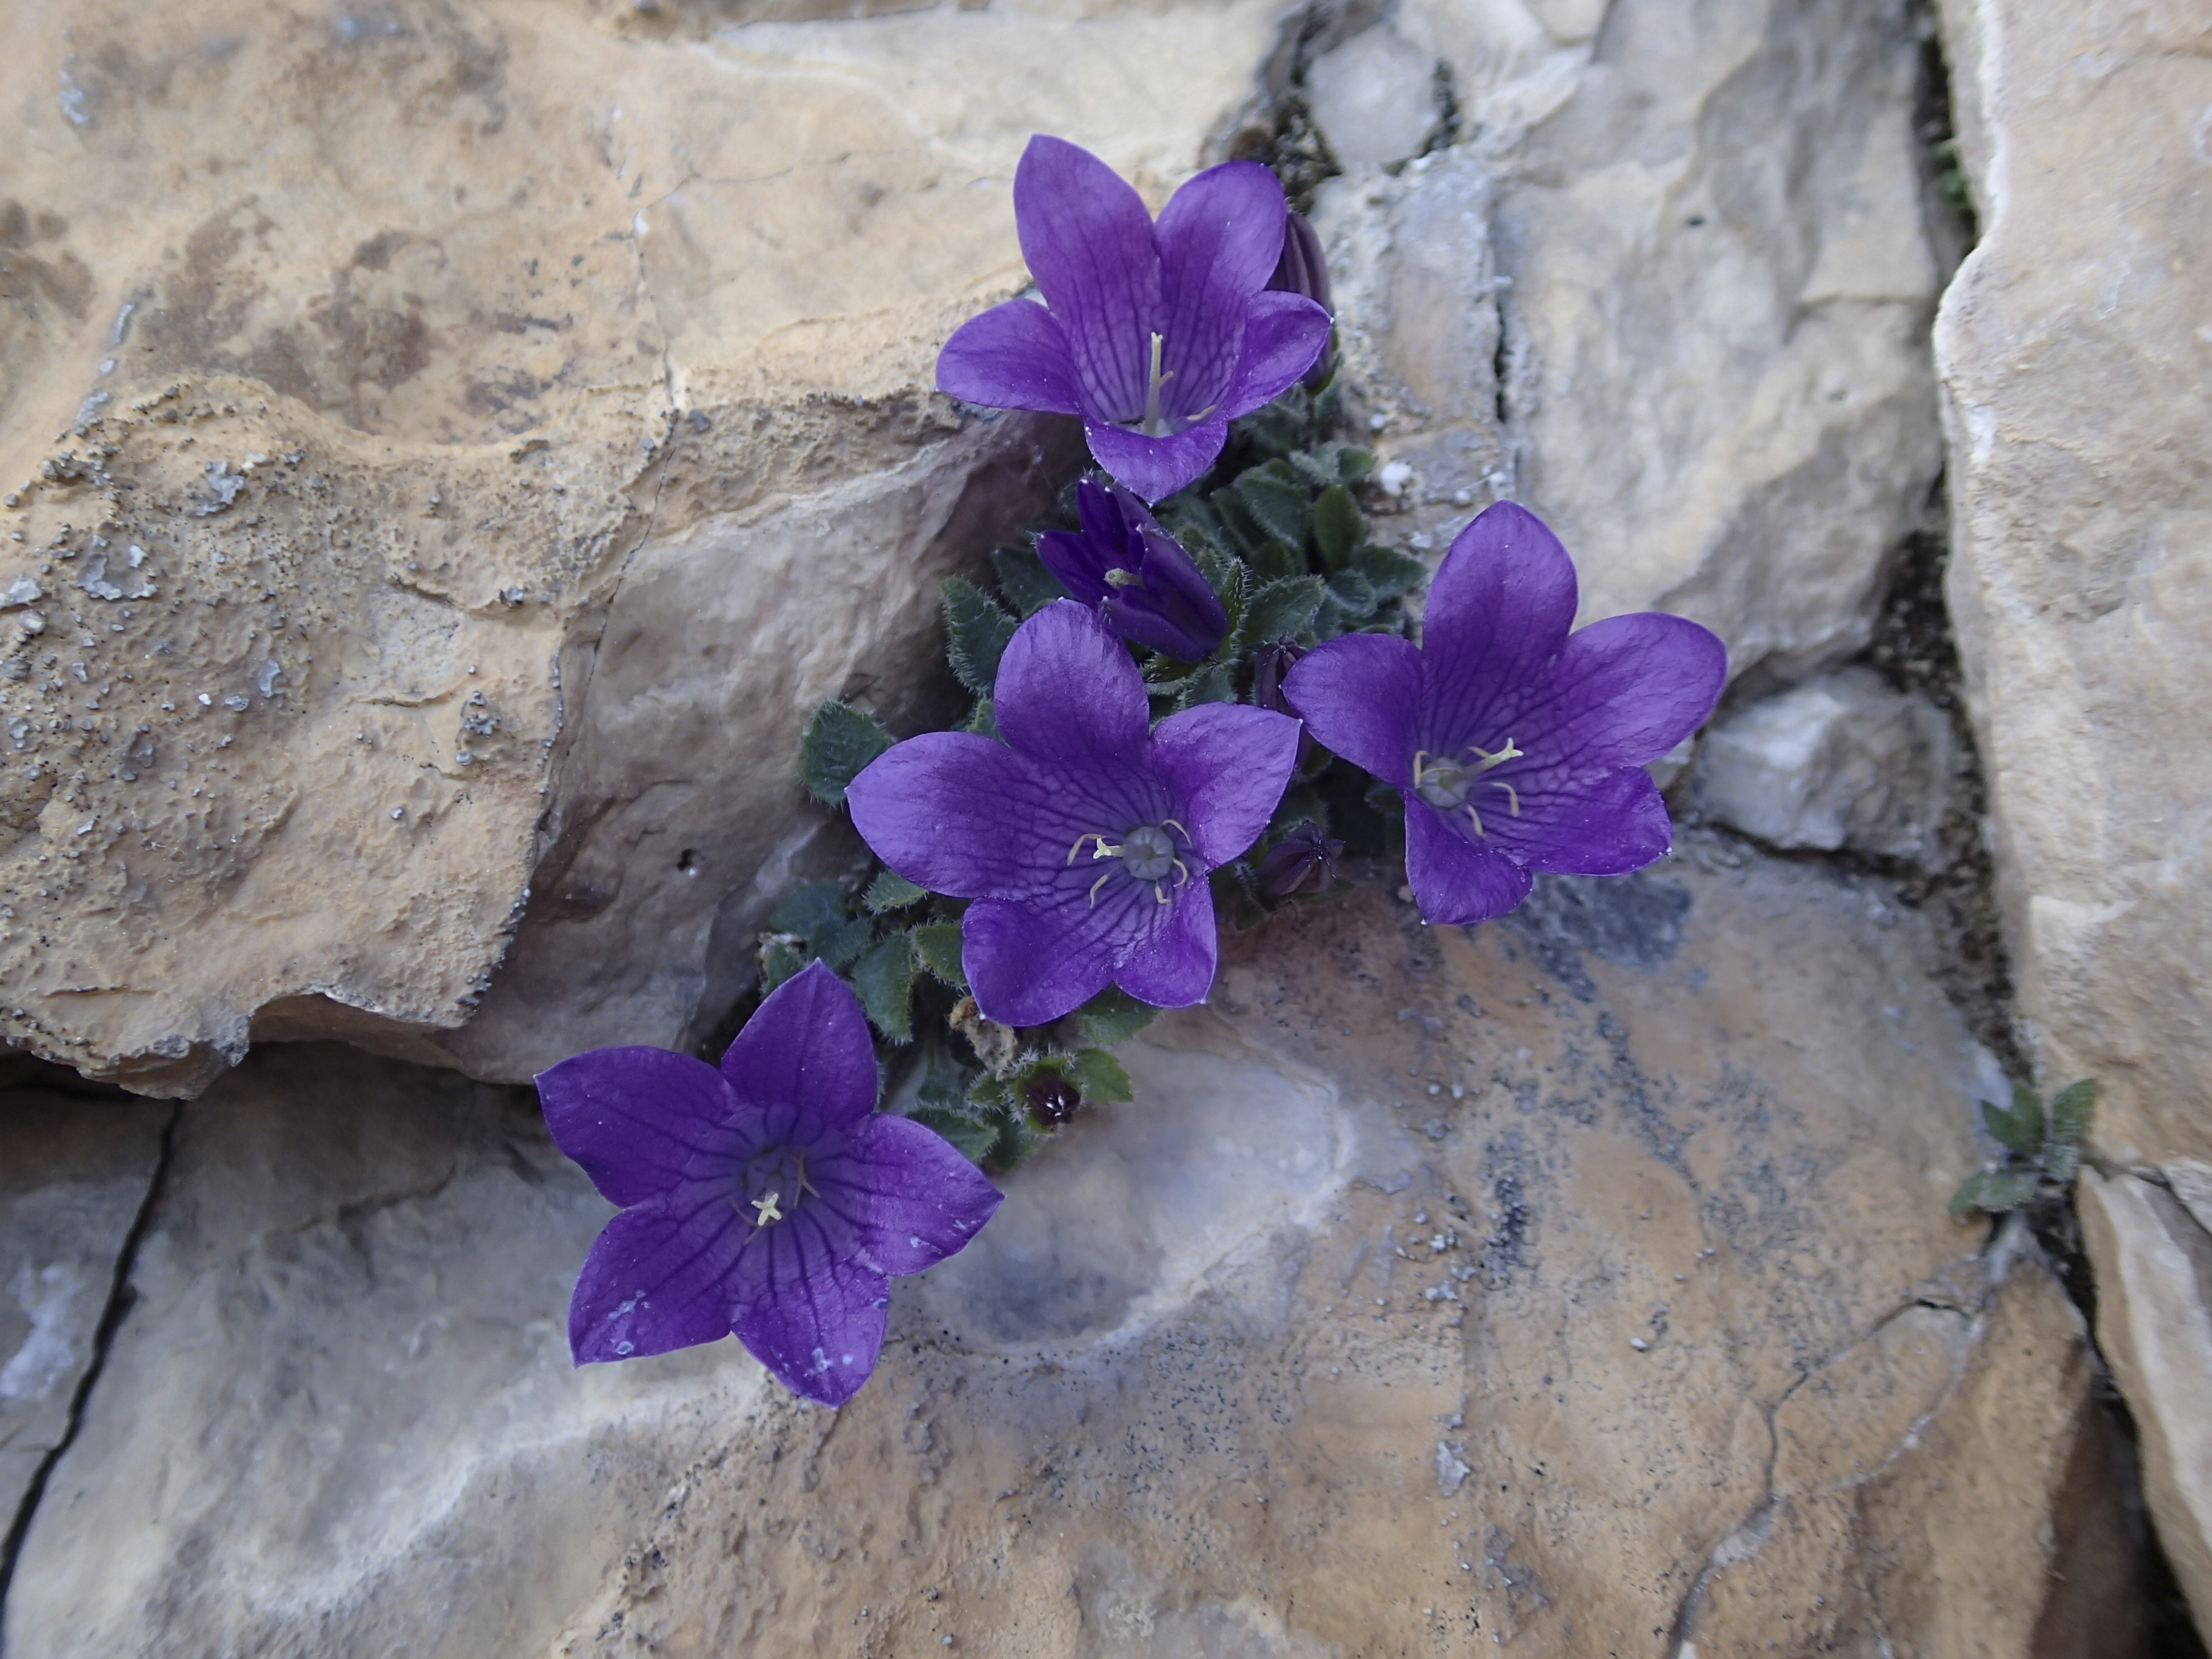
[
  {"x1": 1412, "y1": 740, "x2": 1525, "y2": 837},
  {"x1": 736, "y1": 1144, "x2": 817, "y2": 1229},
  {"x1": 1134, "y1": 331, "x2": 1216, "y2": 438},
  {"x1": 1068, "y1": 819, "x2": 1194, "y2": 905}
]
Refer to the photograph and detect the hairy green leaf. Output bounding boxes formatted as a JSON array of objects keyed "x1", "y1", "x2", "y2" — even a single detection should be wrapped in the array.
[
  {"x1": 2048, "y1": 1079, "x2": 2097, "y2": 1149},
  {"x1": 1312, "y1": 484, "x2": 1363, "y2": 569},
  {"x1": 1235, "y1": 463, "x2": 1314, "y2": 549},
  {"x1": 800, "y1": 701, "x2": 894, "y2": 807},
  {"x1": 768, "y1": 880, "x2": 871, "y2": 970},
  {"x1": 1076, "y1": 987, "x2": 1159, "y2": 1046},
  {"x1": 758, "y1": 934, "x2": 810, "y2": 992},
  {"x1": 992, "y1": 542, "x2": 1066, "y2": 617},
  {"x1": 1066, "y1": 1046, "x2": 1133, "y2": 1105},
  {"x1": 963, "y1": 697, "x2": 1001, "y2": 741},
  {"x1": 1236, "y1": 575, "x2": 1325, "y2": 649},
  {"x1": 853, "y1": 932, "x2": 916, "y2": 1042},
  {"x1": 1351, "y1": 542, "x2": 1428, "y2": 601},
  {"x1": 863, "y1": 868, "x2": 928, "y2": 914},
  {"x1": 1949, "y1": 1166, "x2": 2040, "y2": 1219},
  {"x1": 1980, "y1": 1093, "x2": 2044, "y2": 1158},
  {"x1": 910, "y1": 1105, "x2": 999, "y2": 1165},
  {"x1": 911, "y1": 920, "x2": 968, "y2": 990},
  {"x1": 943, "y1": 577, "x2": 1019, "y2": 697}
]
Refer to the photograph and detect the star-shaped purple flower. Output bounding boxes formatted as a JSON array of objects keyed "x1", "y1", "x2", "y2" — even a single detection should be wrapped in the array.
[
  {"x1": 1036, "y1": 479, "x2": 1228, "y2": 661},
  {"x1": 846, "y1": 600, "x2": 1301, "y2": 1026},
  {"x1": 937, "y1": 134, "x2": 1332, "y2": 503},
  {"x1": 536, "y1": 961, "x2": 1002, "y2": 1408},
  {"x1": 1283, "y1": 502, "x2": 1727, "y2": 926}
]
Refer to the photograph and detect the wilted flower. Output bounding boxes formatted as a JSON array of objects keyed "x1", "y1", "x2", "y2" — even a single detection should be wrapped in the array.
[
  {"x1": 537, "y1": 961, "x2": 1002, "y2": 1408},
  {"x1": 847, "y1": 601, "x2": 1301, "y2": 1026},
  {"x1": 1283, "y1": 502, "x2": 1726, "y2": 926},
  {"x1": 1036, "y1": 479, "x2": 1228, "y2": 661},
  {"x1": 937, "y1": 135, "x2": 1332, "y2": 503},
  {"x1": 1254, "y1": 821, "x2": 1343, "y2": 901},
  {"x1": 1266, "y1": 210, "x2": 1333, "y2": 389}
]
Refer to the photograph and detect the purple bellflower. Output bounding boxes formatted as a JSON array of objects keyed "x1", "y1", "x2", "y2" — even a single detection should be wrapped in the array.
[
  {"x1": 536, "y1": 961, "x2": 1002, "y2": 1408},
  {"x1": 937, "y1": 135, "x2": 1332, "y2": 503},
  {"x1": 1036, "y1": 479, "x2": 1228, "y2": 661},
  {"x1": 1283, "y1": 502, "x2": 1726, "y2": 926},
  {"x1": 846, "y1": 601, "x2": 1301, "y2": 1026},
  {"x1": 1266, "y1": 210, "x2": 1334, "y2": 390}
]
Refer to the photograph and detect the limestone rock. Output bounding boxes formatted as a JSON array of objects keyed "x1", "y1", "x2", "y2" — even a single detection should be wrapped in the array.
[
  {"x1": 1934, "y1": 6, "x2": 2212, "y2": 1636},
  {"x1": 0, "y1": 0, "x2": 1278, "y2": 1094},
  {"x1": 6, "y1": 850, "x2": 2144, "y2": 1656},
  {"x1": 0, "y1": 1088, "x2": 168, "y2": 1531},
  {"x1": 1314, "y1": 0, "x2": 1946, "y2": 686},
  {"x1": 1695, "y1": 666, "x2": 1955, "y2": 863}
]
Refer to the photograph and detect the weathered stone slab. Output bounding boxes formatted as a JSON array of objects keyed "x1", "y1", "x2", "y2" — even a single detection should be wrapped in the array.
[
  {"x1": 0, "y1": 0, "x2": 1277, "y2": 1093},
  {"x1": 0, "y1": 1088, "x2": 168, "y2": 1532},
  {"x1": 6, "y1": 850, "x2": 2139, "y2": 1656}
]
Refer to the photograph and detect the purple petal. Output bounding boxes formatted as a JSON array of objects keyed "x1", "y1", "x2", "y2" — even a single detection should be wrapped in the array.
[
  {"x1": 1477, "y1": 764, "x2": 1674, "y2": 876},
  {"x1": 1153, "y1": 159, "x2": 1288, "y2": 418},
  {"x1": 961, "y1": 893, "x2": 1125, "y2": 1027},
  {"x1": 719, "y1": 959, "x2": 879, "y2": 1127},
  {"x1": 1499, "y1": 612, "x2": 1728, "y2": 770},
  {"x1": 569, "y1": 1195, "x2": 745, "y2": 1363},
  {"x1": 1216, "y1": 291, "x2": 1332, "y2": 421},
  {"x1": 850, "y1": 731, "x2": 1055, "y2": 899},
  {"x1": 1280, "y1": 632, "x2": 1423, "y2": 783},
  {"x1": 1403, "y1": 799, "x2": 1535, "y2": 926},
  {"x1": 1084, "y1": 416, "x2": 1228, "y2": 504},
  {"x1": 536, "y1": 1047, "x2": 739, "y2": 1207},
  {"x1": 729, "y1": 1210, "x2": 888, "y2": 1408},
  {"x1": 1113, "y1": 885, "x2": 1218, "y2": 1008},
  {"x1": 1418, "y1": 502, "x2": 1580, "y2": 755},
  {"x1": 992, "y1": 600, "x2": 1149, "y2": 763},
  {"x1": 1014, "y1": 135, "x2": 1160, "y2": 424},
  {"x1": 1035, "y1": 527, "x2": 1113, "y2": 607},
  {"x1": 827, "y1": 1113, "x2": 1004, "y2": 1277},
  {"x1": 1102, "y1": 525, "x2": 1229, "y2": 659},
  {"x1": 935, "y1": 298, "x2": 1082, "y2": 415},
  {"x1": 1148, "y1": 703, "x2": 1302, "y2": 866}
]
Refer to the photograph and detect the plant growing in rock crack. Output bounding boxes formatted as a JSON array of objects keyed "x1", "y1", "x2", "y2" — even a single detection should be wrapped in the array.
[{"x1": 1948, "y1": 1078, "x2": 2098, "y2": 1220}]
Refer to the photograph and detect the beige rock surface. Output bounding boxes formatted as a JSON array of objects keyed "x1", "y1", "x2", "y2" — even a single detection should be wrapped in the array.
[
  {"x1": 0, "y1": 0, "x2": 1276, "y2": 1094},
  {"x1": 1314, "y1": 0, "x2": 1946, "y2": 686},
  {"x1": 6, "y1": 850, "x2": 2144, "y2": 1656},
  {"x1": 0, "y1": 1086, "x2": 169, "y2": 1530},
  {"x1": 1933, "y1": 3, "x2": 2212, "y2": 1636}
]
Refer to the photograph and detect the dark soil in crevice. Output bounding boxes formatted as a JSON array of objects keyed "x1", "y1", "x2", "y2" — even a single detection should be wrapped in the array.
[{"x1": 0, "y1": 1100, "x2": 180, "y2": 1647}]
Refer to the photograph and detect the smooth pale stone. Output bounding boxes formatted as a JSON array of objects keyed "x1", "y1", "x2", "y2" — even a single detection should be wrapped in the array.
[{"x1": 7, "y1": 851, "x2": 2144, "y2": 1657}]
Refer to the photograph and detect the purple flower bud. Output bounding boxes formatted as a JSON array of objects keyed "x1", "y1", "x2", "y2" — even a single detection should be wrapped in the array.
[
  {"x1": 1036, "y1": 479, "x2": 1229, "y2": 662},
  {"x1": 1255, "y1": 821, "x2": 1343, "y2": 901},
  {"x1": 1267, "y1": 211, "x2": 1333, "y2": 389},
  {"x1": 1251, "y1": 638, "x2": 1308, "y2": 715}
]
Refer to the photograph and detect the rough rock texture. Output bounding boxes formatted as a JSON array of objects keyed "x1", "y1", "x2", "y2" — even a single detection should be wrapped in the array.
[
  {"x1": 2079, "y1": 1170, "x2": 2212, "y2": 1638},
  {"x1": 1313, "y1": 0, "x2": 1946, "y2": 687},
  {"x1": 1695, "y1": 667, "x2": 1954, "y2": 863},
  {"x1": 1933, "y1": 3, "x2": 2212, "y2": 1635},
  {"x1": 0, "y1": 1087, "x2": 168, "y2": 1531},
  {"x1": 0, "y1": 0, "x2": 1274, "y2": 1094},
  {"x1": 6, "y1": 850, "x2": 2147, "y2": 1656}
]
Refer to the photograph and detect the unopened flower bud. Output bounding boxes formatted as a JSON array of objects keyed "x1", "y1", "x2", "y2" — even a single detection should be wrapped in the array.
[
  {"x1": 1268, "y1": 211, "x2": 1333, "y2": 388},
  {"x1": 1255, "y1": 821, "x2": 1343, "y2": 901},
  {"x1": 1252, "y1": 638, "x2": 1307, "y2": 716}
]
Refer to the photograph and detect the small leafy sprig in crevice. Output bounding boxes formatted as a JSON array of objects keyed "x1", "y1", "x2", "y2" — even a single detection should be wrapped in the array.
[
  {"x1": 784, "y1": 371, "x2": 1428, "y2": 1173},
  {"x1": 1949, "y1": 1078, "x2": 2097, "y2": 1220}
]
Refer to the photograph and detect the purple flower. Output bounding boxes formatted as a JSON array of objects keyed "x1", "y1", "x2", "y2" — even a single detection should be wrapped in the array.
[
  {"x1": 846, "y1": 600, "x2": 1301, "y2": 1026},
  {"x1": 937, "y1": 135, "x2": 1332, "y2": 503},
  {"x1": 1036, "y1": 479, "x2": 1228, "y2": 661},
  {"x1": 1266, "y1": 210, "x2": 1334, "y2": 390},
  {"x1": 1254, "y1": 821, "x2": 1343, "y2": 901},
  {"x1": 1282, "y1": 502, "x2": 1726, "y2": 926},
  {"x1": 536, "y1": 961, "x2": 1002, "y2": 1408}
]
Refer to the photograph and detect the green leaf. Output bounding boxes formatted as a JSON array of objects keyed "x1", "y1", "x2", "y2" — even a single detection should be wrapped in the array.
[
  {"x1": 909, "y1": 1105, "x2": 999, "y2": 1165},
  {"x1": 1949, "y1": 1166, "x2": 2040, "y2": 1219},
  {"x1": 966, "y1": 1071, "x2": 1010, "y2": 1110},
  {"x1": 1980, "y1": 1094, "x2": 2044, "y2": 1158},
  {"x1": 1076, "y1": 987, "x2": 1158, "y2": 1046},
  {"x1": 984, "y1": 1112, "x2": 1049, "y2": 1170},
  {"x1": 1234, "y1": 463, "x2": 1314, "y2": 549},
  {"x1": 758, "y1": 934, "x2": 809, "y2": 992},
  {"x1": 992, "y1": 542, "x2": 1066, "y2": 617},
  {"x1": 1351, "y1": 542, "x2": 1428, "y2": 601},
  {"x1": 1212, "y1": 488, "x2": 1270, "y2": 560},
  {"x1": 1312, "y1": 484, "x2": 1363, "y2": 569},
  {"x1": 1066, "y1": 1046, "x2": 1133, "y2": 1104},
  {"x1": 863, "y1": 868, "x2": 928, "y2": 914},
  {"x1": 963, "y1": 697, "x2": 1001, "y2": 741},
  {"x1": 1235, "y1": 575, "x2": 1325, "y2": 649},
  {"x1": 853, "y1": 932, "x2": 916, "y2": 1042},
  {"x1": 799, "y1": 701, "x2": 894, "y2": 807},
  {"x1": 1292, "y1": 442, "x2": 1374, "y2": 487},
  {"x1": 1173, "y1": 661, "x2": 1236, "y2": 709},
  {"x1": 911, "y1": 920, "x2": 967, "y2": 990},
  {"x1": 768, "y1": 880, "x2": 870, "y2": 969},
  {"x1": 2048, "y1": 1079, "x2": 2097, "y2": 1149},
  {"x1": 943, "y1": 577, "x2": 1019, "y2": 697}
]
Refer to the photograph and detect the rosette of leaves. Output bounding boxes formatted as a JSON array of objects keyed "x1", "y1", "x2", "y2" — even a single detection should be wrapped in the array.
[{"x1": 1948, "y1": 1078, "x2": 2098, "y2": 1219}]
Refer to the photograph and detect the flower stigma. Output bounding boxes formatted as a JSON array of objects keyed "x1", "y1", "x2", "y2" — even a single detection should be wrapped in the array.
[
  {"x1": 1141, "y1": 331, "x2": 1172, "y2": 436},
  {"x1": 1412, "y1": 740, "x2": 1525, "y2": 837},
  {"x1": 1068, "y1": 819, "x2": 1194, "y2": 905},
  {"x1": 738, "y1": 1146, "x2": 819, "y2": 1229}
]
